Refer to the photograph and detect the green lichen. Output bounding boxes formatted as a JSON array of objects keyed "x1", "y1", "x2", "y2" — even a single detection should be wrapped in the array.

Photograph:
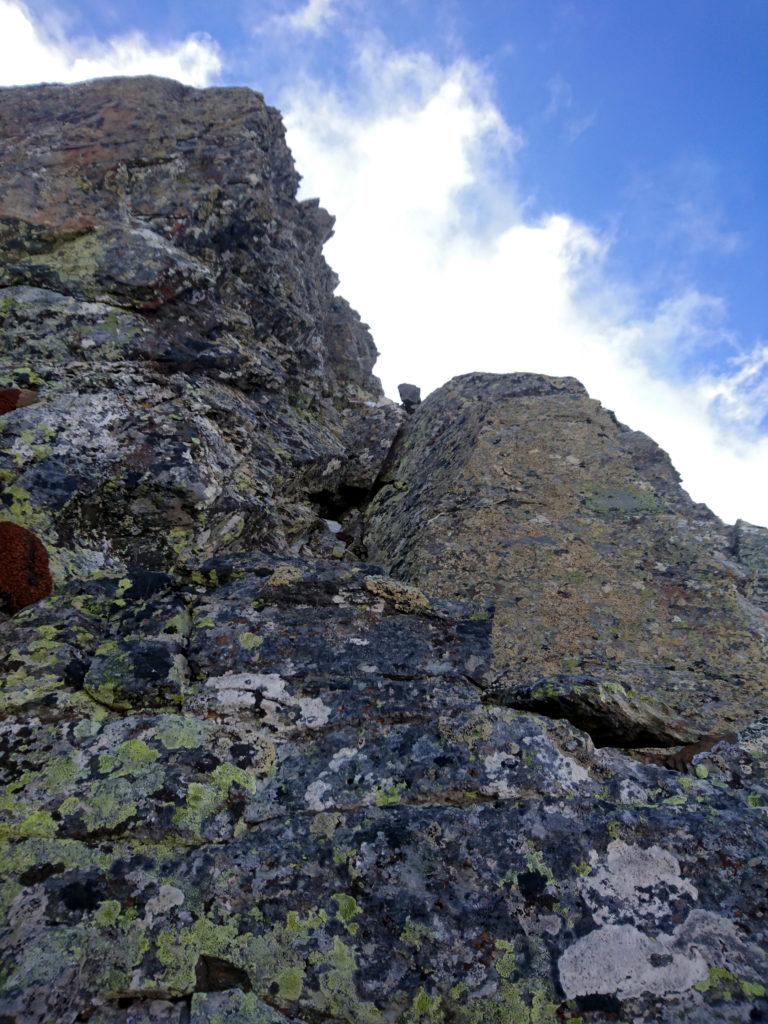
[
  {"x1": 167, "y1": 527, "x2": 194, "y2": 559},
  {"x1": 15, "y1": 809, "x2": 57, "y2": 838},
  {"x1": 583, "y1": 484, "x2": 661, "y2": 518},
  {"x1": 309, "y1": 811, "x2": 343, "y2": 839},
  {"x1": 374, "y1": 782, "x2": 406, "y2": 806},
  {"x1": 333, "y1": 893, "x2": 363, "y2": 933},
  {"x1": 172, "y1": 782, "x2": 220, "y2": 833},
  {"x1": 115, "y1": 576, "x2": 133, "y2": 600},
  {"x1": 190, "y1": 991, "x2": 288, "y2": 1023},
  {"x1": 452, "y1": 980, "x2": 559, "y2": 1024},
  {"x1": 165, "y1": 609, "x2": 192, "y2": 636},
  {"x1": 439, "y1": 713, "x2": 493, "y2": 751},
  {"x1": 2, "y1": 481, "x2": 51, "y2": 531},
  {"x1": 171, "y1": 758, "x2": 264, "y2": 834},
  {"x1": 266, "y1": 565, "x2": 304, "y2": 588},
  {"x1": 155, "y1": 915, "x2": 243, "y2": 993},
  {"x1": 93, "y1": 899, "x2": 122, "y2": 927},
  {"x1": 524, "y1": 845, "x2": 556, "y2": 886},
  {"x1": 153, "y1": 714, "x2": 207, "y2": 750},
  {"x1": 211, "y1": 763, "x2": 259, "y2": 794},
  {"x1": 0, "y1": 292, "x2": 19, "y2": 320},
  {"x1": 83, "y1": 650, "x2": 135, "y2": 710},
  {"x1": 36, "y1": 753, "x2": 80, "y2": 794},
  {"x1": 73, "y1": 718, "x2": 104, "y2": 741},
  {"x1": 2, "y1": 916, "x2": 145, "y2": 997},
  {"x1": 0, "y1": 365, "x2": 44, "y2": 387},
  {"x1": 58, "y1": 795, "x2": 81, "y2": 817},
  {"x1": 242, "y1": 910, "x2": 325, "y2": 1009},
  {"x1": 25, "y1": 230, "x2": 103, "y2": 287},
  {"x1": 194, "y1": 613, "x2": 217, "y2": 628},
  {"x1": 694, "y1": 965, "x2": 766, "y2": 1000},
  {"x1": 82, "y1": 777, "x2": 138, "y2": 832},
  {"x1": 275, "y1": 964, "x2": 305, "y2": 1001},
  {"x1": 494, "y1": 940, "x2": 517, "y2": 981},
  {"x1": 99, "y1": 739, "x2": 159, "y2": 777},
  {"x1": 663, "y1": 794, "x2": 687, "y2": 806},
  {"x1": 398, "y1": 977, "x2": 559, "y2": 1024},
  {"x1": 309, "y1": 935, "x2": 383, "y2": 1023},
  {"x1": 406, "y1": 987, "x2": 443, "y2": 1022},
  {"x1": 400, "y1": 916, "x2": 432, "y2": 950},
  {"x1": 364, "y1": 574, "x2": 431, "y2": 613}
]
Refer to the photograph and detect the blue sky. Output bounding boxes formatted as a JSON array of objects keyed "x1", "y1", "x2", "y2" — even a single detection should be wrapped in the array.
[{"x1": 1, "y1": 0, "x2": 767, "y2": 524}]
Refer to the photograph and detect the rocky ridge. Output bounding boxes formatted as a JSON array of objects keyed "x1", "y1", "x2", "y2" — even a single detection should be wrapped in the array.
[{"x1": 0, "y1": 77, "x2": 767, "y2": 1024}]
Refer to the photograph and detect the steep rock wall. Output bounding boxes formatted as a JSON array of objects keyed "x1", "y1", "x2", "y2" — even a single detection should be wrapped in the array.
[
  {"x1": 0, "y1": 77, "x2": 401, "y2": 579},
  {"x1": 365, "y1": 372, "x2": 768, "y2": 744}
]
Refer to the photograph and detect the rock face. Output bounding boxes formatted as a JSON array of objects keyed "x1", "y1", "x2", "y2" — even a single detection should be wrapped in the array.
[
  {"x1": 0, "y1": 76, "x2": 401, "y2": 579},
  {"x1": 0, "y1": 78, "x2": 767, "y2": 1024},
  {"x1": 365, "y1": 373, "x2": 768, "y2": 744}
]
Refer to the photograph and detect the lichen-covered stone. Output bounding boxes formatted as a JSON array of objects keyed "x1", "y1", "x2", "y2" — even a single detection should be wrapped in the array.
[
  {"x1": 365, "y1": 372, "x2": 768, "y2": 742},
  {"x1": 733, "y1": 518, "x2": 768, "y2": 609},
  {"x1": 1, "y1": 78, "x2": 767, "y2": 1024},
  {"x1": 0, "y1": 77, "x2": 402, "y2": 581},
  {"x1": 1, "y1": 558, "x2": 766, "y2": 1023}
]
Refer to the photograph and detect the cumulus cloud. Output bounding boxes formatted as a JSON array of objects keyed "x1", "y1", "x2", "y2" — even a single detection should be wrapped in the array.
[
  {"x1": 283, "y1": 45, "x2": 768, "y2": 525},
  {"x1": 0, "y1": 0, "x2": 221, "y2": 87}
]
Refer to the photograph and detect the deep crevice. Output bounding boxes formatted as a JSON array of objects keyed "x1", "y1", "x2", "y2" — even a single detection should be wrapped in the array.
[
  {"x1": 498, "y1": 694, "x2": 689, "y2": 751},
  {"x1": 309, "y1": 483, "x2": 373, "y2": 521},
  {"x1": 308, "y1": 415, "x2": 409, "y2": 553},
  {"x1": 484, "y1": 679, "x2": 739, "y2": 773},
  {"x1": 194, "y1": 955, "x2": 252, "y2": 994},
  {"x1": 75, "y1": 993, "x2": 193, "y2": 1020},
  {"x1": 631, "y1": 732, "x2": 738, "y2": 773}
]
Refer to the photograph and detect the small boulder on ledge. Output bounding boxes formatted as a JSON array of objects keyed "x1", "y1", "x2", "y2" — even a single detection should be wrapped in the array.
[{"x1": 397, "y1": 382, "x2": 421, "y2": 412}]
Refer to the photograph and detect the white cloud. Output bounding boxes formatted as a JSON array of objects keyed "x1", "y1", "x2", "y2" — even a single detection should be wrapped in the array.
[
  {"x1": 544, "y1": 74, "x2": 573, "y2": 119},
  {"x1": 627, "y1": 159, "x2": 743, "y2": 259},
  {"x1": 544, "y1": 74, "x2": 596, "y2": 142},
  {"x1": 0, "y1": 0, "x2": 763, "y2": 527},
  {"x1": 670, "y1": 200, "x2": 742, "y2": 256},
  {"x1": 283, "y1": 45, "x2": 768, "y2": 526},
  {"x1": 274, "y1": 0, "x2": 339, "y2": 35},
  {"x1": 0, "y1": 0, "x2": 221, "y2": 87}
]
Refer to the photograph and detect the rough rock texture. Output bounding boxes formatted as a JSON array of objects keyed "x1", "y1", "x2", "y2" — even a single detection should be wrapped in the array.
[
  {"x1": 1, "y1": 78, "x2": 767, "y2": 1024},
  {"x1": 366, "y1": 373, "x2": 768, "y2": 744},
  {"x1": 0, "y1": 76, "x2": 401, "y2": 580}
]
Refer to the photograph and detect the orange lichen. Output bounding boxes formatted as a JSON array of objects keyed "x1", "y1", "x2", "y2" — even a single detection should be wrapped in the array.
[
  {"x1": 0, "y1": 521, "x2": 53, "y2": 613},
  {"x1": 0, "y1": 388, "x2": 39, "y2": 415},
  {"x1": 0, "y1": 389, "x2": 22, "y2": 415}
]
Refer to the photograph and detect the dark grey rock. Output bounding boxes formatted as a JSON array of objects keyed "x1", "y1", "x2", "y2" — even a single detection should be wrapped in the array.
[{"x1": 397, "y1": 382, "x2": 421, "y2": 411}]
